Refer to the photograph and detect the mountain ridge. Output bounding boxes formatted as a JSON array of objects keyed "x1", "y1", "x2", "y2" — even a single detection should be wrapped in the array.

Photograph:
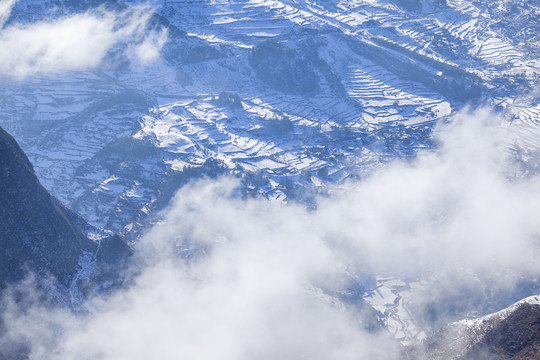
[{"x1": 403, "y1": 295, "x2": 540, "y2": 359}]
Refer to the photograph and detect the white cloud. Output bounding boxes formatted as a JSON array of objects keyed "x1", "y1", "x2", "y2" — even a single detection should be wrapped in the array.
[
  {"x1": 0, "y1": 5, "x2": 167, "y2": 78},
  {"x1": 0, "y1": 184, "x2": 397, "y2": 359},
  {"x1": 1, "y1": 108, "x2": 540, "y2": 358},
  {"x1": 315, "y1": 108, "x2": 540, "y2": 280},
  {"x1": 0, "y1": 0, "x2": 17, "y2": 28},
  {"x1": 130, "y1": 26, "x2": 168, "y2": 65}
]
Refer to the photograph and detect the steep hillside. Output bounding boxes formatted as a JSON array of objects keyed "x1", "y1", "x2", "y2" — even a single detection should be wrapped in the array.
[
  {"x1": 403, "y1": 295, "x2": 540, "y2": 360},
  {"x1": 0, "y1": 126, "x2": 131, "y2": 303}
]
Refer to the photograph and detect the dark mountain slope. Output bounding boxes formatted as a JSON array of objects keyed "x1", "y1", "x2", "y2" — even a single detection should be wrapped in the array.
[
  {"x1": 462, "y1": 303, "x2": 540, "y2": 360},
  {"x1": 0, "y1": 126, "x2": 131, "y2": 291},
  {"x1": 403, "y1": 295, "x2": 540, "y2": 360}
]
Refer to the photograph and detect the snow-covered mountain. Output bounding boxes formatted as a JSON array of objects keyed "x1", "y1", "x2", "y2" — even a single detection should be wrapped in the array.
[
  {"x1": 1, "y1": 0, "x2": 538, "y2": 240},
  {"x1": 404, "y1": 295, "x2": 540, "y2": 359},
  {"x1": 0, "y1": 0, "x2": 539, "y2": 353}
]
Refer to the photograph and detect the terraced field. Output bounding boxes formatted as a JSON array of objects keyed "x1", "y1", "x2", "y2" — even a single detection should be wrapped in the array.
[
  {"x1": 1, "y1": 0, "x2": 537, "y2": 237},
  {"x1": 0, "y1": 0, "x2": 538, "y2": 345}
]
